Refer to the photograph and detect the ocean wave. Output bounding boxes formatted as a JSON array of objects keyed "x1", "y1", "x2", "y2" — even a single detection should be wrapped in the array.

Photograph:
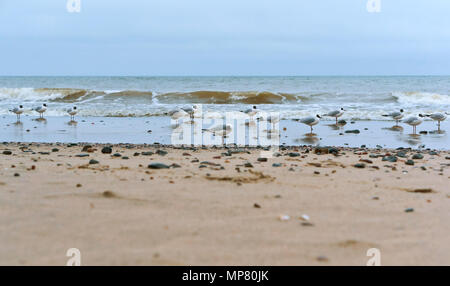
[{"x1": 392, "y1": 91, "x2": 450, "y2": 105}]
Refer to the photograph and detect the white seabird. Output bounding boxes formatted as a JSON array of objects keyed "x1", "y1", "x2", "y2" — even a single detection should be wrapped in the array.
[
  {"x1": 34, "y1": 103, "x2": 47, "y2": 119},
  {"x1": 300, "y1": 115, "x2": 321, "y2": 134},
  {"x1": 324, "y1": 108, "x2": 345, "y2": 124},
  {"x1": 202, "y1": 124, "x2": 232, "y2": 145},
  {"x1": 383, "y1": 109, "x2": 404, "y2": 125},
  {"x1": 67, "y1": 106, "x2": 78, "y2": 121},
  {"x1": 9, "y1": 105, "x2": 24, "y2": 122},
  {"x1": 425, "y1": 112, "x2": 447, "y2": 130},
  {"x1": 403, "y1": 115, "x2": 423, "y2": 134}
]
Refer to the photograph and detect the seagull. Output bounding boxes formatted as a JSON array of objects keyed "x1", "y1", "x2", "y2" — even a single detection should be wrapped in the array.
[
  {"x1": 383, "y1": 109, "x2": 404, "y2": 125},
  {"x1": 182, "y1": 105, "x2": 199, "y2": 120},
  {"x1": 403, "y1": 115, "x2": 423, "y2": 134},
  {"x1": 168, "y1": 109, "x2": 189, "y2": 120},
  {"x1": 9, "y1": 105, "x2": 24, "y2": 122},
  {"x1": 324, "y1": 108, "x2": 345, "y2": 124},
  {"x1": 202, "y1": 124, "x2": 232, "y2": 145},
  {"x1": 34, "y1": 103, "x2": 47, "y2": 119},
  {"x1": 425, "y1": 112, "x2": 447, "y2": 131},
  {"x1": 300, "y1": 114, "x2": 321, "y2": 134},
  {"x1": 67, "y1": 106, "x2": 78, "y2": 121},
  {"x1": 244, "y1": 105, "x2": 258, "y2": 117}
]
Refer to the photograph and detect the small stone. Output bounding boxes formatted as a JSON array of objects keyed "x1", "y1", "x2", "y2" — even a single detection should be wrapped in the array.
[
  {"x1": 301, "y1": 222, "x2": 314, "y2": 227},
  {"x1": 122, "y1": 156, "x2": 129, "y2": 160},
  {"x1": 396, "y1": 152, "x2": 407, "y2": 158},
  {"x1": 314, "y1": 171, "x2": 320, "y2": 175},
  {"x1": 82, "y1": 145, "x2": 92, "y2": 152},
  {"x1": 317, "y1": 256, "x2": 329, "y2": 262},
  {"x1": 412, "y1": 154, "x2": 423, "y2": 160},
  {"x1": 89, "y1": 159, "x2": 99, "y2": 165},
  {"x1": 102, "y1": 191, "x2": 116, "y2": 198},
  {"x1": 253, "y1": 203, "x2": 261, "y2": 208},
  {"x1": 75, "y1": 154, "x2": 89, "y2": 158},
  {"x1": 52, "y1": 148, "x2": 59, "y2": 152},
  {"x1": 14, "y1": 173, "x2": 20, "y2": 177},
  {"x1": 429, "y1": 151, "x2": 438, "y2": 156},
  {"x1": 279, "y1": 215, "x2": 290, "y2": 221},
  {"x1": 112, "y1": 153, "x2": 122, "y2": 157},
  {"x1": 156, "y1": 150, "x2": 168, "y2": 156},
  {"x1": 170, "y1": 163, "x2": 181, "y2": 168},
  {"x1": 382, "y1": 156, "x2": 397, "y2": 162},
  {"x1": 257, "y1": 157, "x2": 268, "y2": 162},
  {"x1": 354, "y1": 163, "x2": 366, "y2": 168},
  {"x1": 76, "y1": 184, "x2": 82, "y2": 188},
  {"x1": 272, "y1": 163, "x2": 282, "y2": 167},
  {"x1": 3, "y1": 150, "x2": 12, "y2": 155},
  {"x1": 404, "y1": 208, "x2": 414, "y2": 213},
  {"x1": 345, "y1": 129, "x2": 360, "y2": 134},
  {"x1": 405, "y1": 160, "x2": 414, "y2": 166},
  {"x1": 101, "y1": 147, "x2": 112, "y2": 154},
  {"x1": 288, "y1": 152, "x2": 301, "y2": 157},
  {"x1": 141, "y1": 152, "x2": 154, "y2": 156},
  {"x1": 148, "y1": 163, "x2": 170, "y2": 169},
  {"x1": 244, "y1": 163, "x2": 254, "y2": 168},
  {"x1": 420, "y1": 166, "x2": 427, "y2": 171}
]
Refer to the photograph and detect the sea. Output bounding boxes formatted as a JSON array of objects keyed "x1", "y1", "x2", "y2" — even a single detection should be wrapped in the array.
[{"x1": 0, "y1": 76, "x2": 449, "y2": 120}]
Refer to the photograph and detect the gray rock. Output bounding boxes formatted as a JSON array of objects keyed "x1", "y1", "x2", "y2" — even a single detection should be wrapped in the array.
[
  {"x1": 101, "y1": 146, "x2": 112, "y2": 154},
  {"x1": 89, "y1": 159, "x2": 99, "y2": 164},
  {"x1": 354, "y1": 163, "x2": 366, "y2": 168},
  {"x1": 148, "y1": 163, "x2": 170, "y2": 169},
  {"x1": 405, "y1": 160, "x2": 414, "y2": 166},
  {"x1": 288, "y1": 152, "x2": 300, "y2": 157},
  {"x1": 272, "y1": 163, "x2": 282, "y2": 167},
  {"x1": 156, "y1": 150, "x2": 168, "y2": 156},
  {"x1": 75, "y1": 154, "x2": 89, "y2": 157},
  {"x1": 412, "y1": 154, "x2": 423, "y2": 160},
  {"x1": 3, "y1": 150, "x2": 12, "y2": 155},
  {"x1": 345, "y1": 129, "x2": 360, "y2": 134},
  {"x1": 257, "y1": 157, "x2": 268, "y2": 162},
  {"x1": 382, "y1": 156, "x2": 397, "y2": 162}
]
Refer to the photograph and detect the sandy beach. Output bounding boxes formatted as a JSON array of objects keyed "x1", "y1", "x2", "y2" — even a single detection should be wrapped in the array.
[{"x1": 1, "y1": 142, "x2": 449, "y2": 265}]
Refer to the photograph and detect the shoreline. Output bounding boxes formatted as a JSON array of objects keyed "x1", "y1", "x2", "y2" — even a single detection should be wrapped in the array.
[
  {"x1": 1, "y1": 115, "x2": 448, "y2": 150},
  {"x1": 1, "y1": 142, "x2": 449, "y2": 265}
]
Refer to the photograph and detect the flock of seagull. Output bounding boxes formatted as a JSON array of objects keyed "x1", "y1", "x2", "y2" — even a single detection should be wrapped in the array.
[
  {"x1": 9, "y1": 104, "x2": 78, "y2": 122},
  {"x1": 8, "y1": 103, "x2": 448, "y2": 136}
]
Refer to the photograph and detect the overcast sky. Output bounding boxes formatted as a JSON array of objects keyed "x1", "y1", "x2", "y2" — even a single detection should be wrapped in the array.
[{"x1": 1, "y1": 0, "x2": 449, "y2": 76}]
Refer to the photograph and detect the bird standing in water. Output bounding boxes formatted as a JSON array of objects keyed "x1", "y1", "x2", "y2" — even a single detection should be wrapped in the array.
[
  {"x1": 324, "y1": 108, "x2": 345, "y2": 124},
  {"x1": 300, "y1": 114, "x2": 321, "y2": 134},
  {"x1": 10, "y1": 105, "x2": 24, "y2": 122}
]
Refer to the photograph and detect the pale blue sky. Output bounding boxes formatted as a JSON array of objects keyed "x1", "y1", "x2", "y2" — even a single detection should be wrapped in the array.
[{"x1": 1, "y1": 0, "x2": 449, "y2": 76}]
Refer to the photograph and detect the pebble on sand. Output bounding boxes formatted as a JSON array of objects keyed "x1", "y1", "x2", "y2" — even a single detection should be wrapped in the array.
[
  {"x1": 101, "y1": 146, "x2": 112, "y2": 154},
  {"x1": 148, "y1": 163, "x2": 170, "y2": 169}
]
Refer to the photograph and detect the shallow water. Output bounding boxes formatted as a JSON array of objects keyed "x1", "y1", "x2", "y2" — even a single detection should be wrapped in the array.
[{"x1": 1, "y1": 115, "x2": 448, "y2": 150}]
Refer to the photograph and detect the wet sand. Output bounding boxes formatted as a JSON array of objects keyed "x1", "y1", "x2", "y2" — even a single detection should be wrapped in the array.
[
  {"x1": 0, "y1": 143, "x2": 449, "y2": 265},
  {"x1": 1, "y1": 115, "x2": 448, "y2": 149}
]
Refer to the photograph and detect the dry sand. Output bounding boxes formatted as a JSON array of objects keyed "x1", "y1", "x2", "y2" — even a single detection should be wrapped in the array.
[{"x1": 0, "y1": 143, "x2": 449, "y2": 265}]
